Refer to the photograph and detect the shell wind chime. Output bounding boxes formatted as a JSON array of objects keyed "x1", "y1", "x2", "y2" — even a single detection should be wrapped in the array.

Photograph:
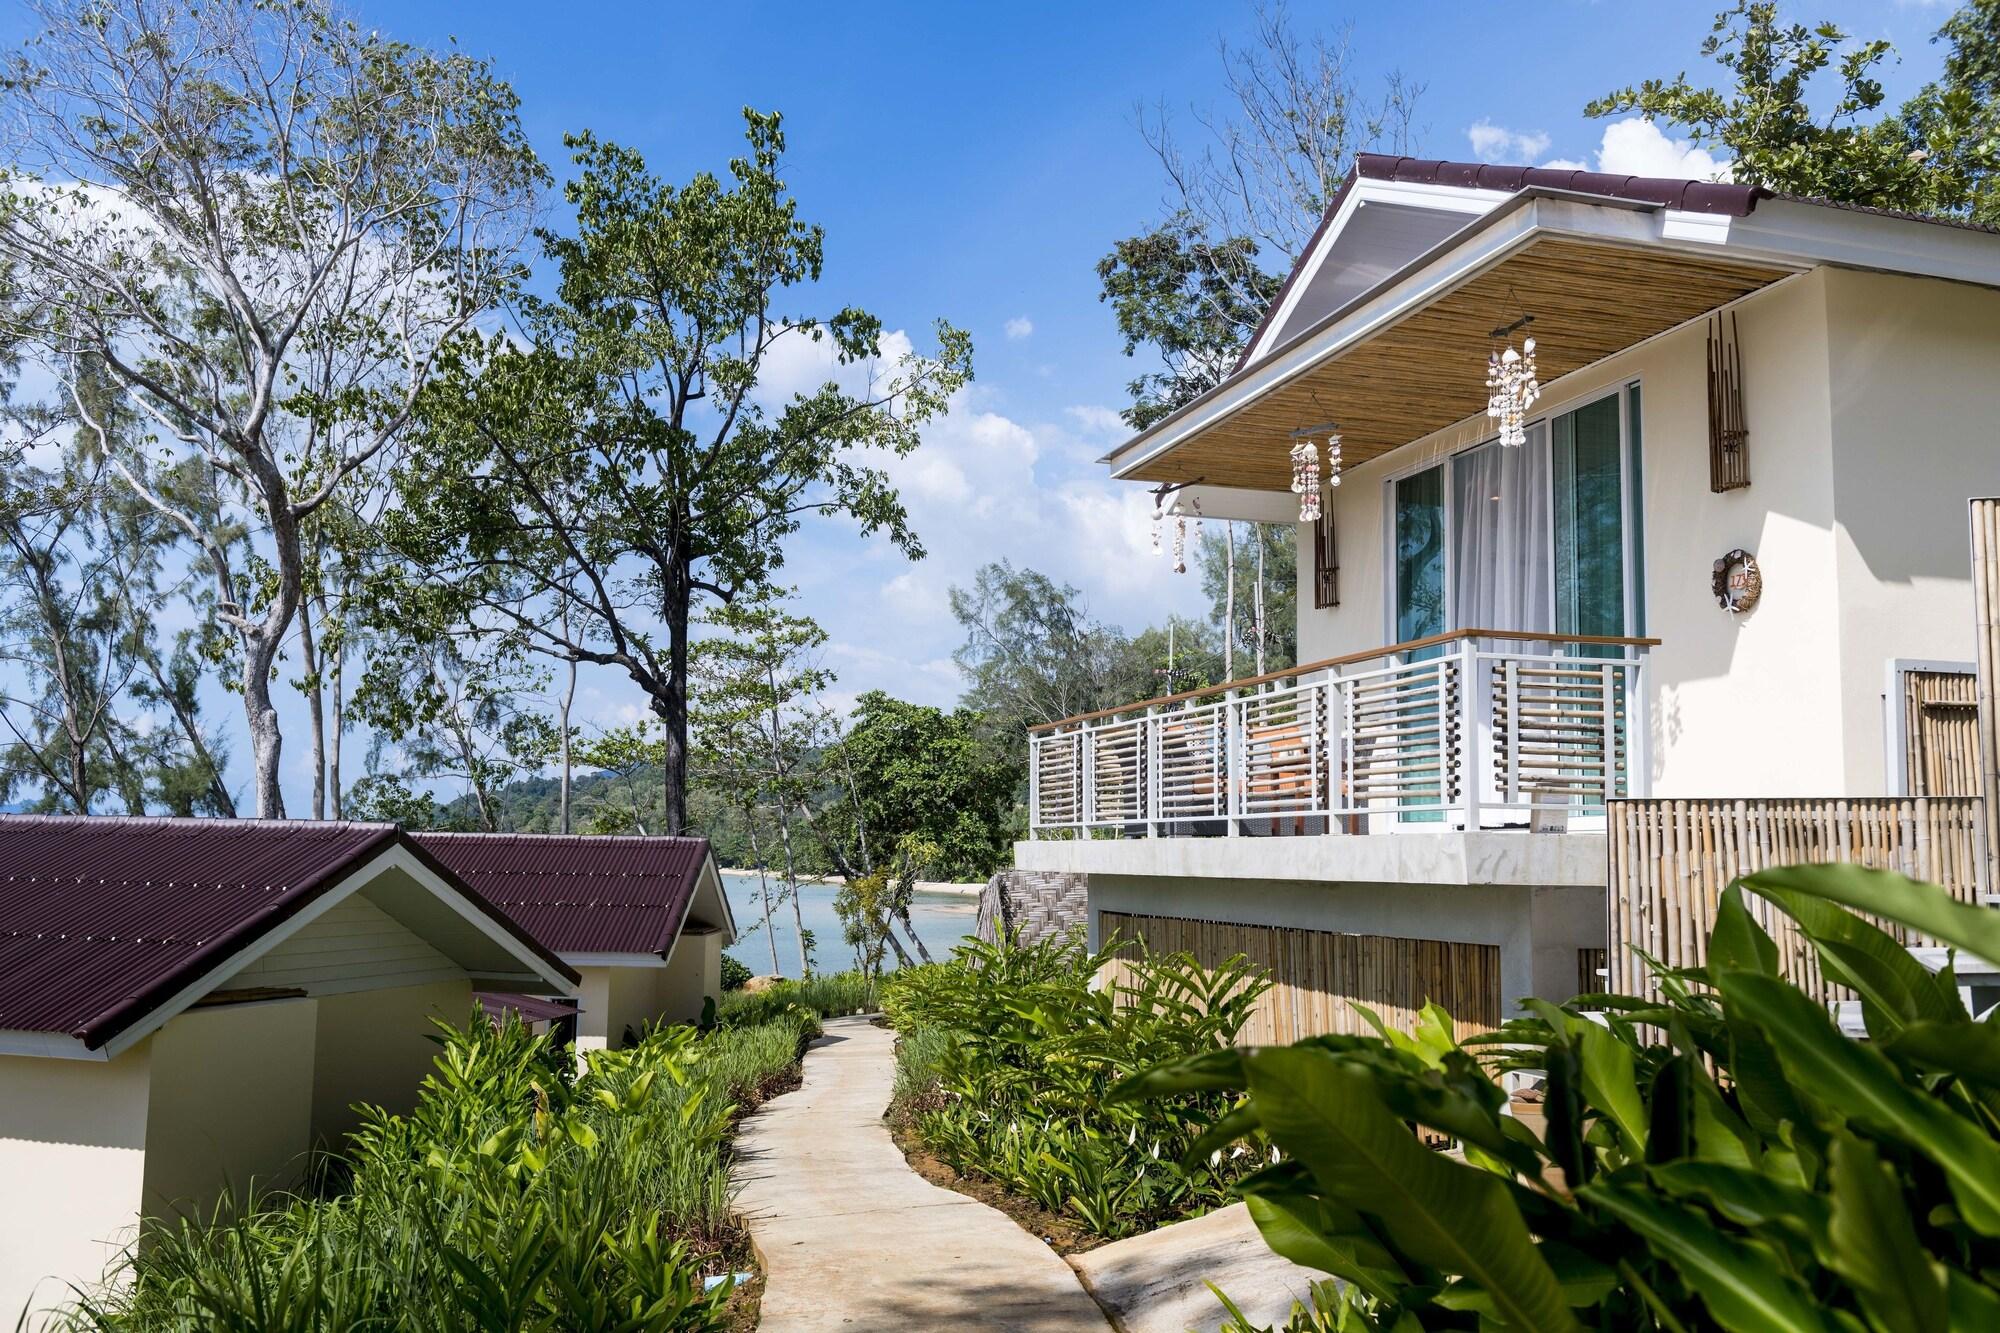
[
  {"x1": 1288, "y1": 422, "x2": 1341, "y2": 523},
  {"x1": 1149, "y1": 479, "x2": 1205, "y2": 575},
  {"x1": 1485, "y1": 314, "x2": 1540, "y2": 447}
]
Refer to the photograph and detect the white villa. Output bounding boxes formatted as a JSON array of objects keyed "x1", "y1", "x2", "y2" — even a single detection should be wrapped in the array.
[{"x1": 1018, "y1": 154, "x2": 2000, "y2": 1039}]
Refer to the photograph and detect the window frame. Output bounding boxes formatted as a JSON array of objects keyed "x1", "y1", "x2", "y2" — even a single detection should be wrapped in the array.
[{"x1": 1381, "y1": 381, "x2": 1643, "y2": 647}]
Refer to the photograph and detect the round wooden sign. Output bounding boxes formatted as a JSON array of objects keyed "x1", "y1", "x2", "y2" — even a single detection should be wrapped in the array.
[{"x1": 1712, "y1": 548, "x2": 1762, "y2": 613}]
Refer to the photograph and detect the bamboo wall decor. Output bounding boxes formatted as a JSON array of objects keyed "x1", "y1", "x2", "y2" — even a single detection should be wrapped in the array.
[
  {"x1": 1099, "y1": 910, "x2": 1502, "y2": 1046},
  {"x1": 1973, "y1": 497, "x2": 2000, "y2": 896},
  {"x1": 1707, "y1": 311, "x2": 1750, "y2": 492},
  {"x1": 1313, "y1": 501, "x2": 1339, "y2": 609},
  {"x1": 1901, "y1": 667, "x2": 1981, "y2": 797}
]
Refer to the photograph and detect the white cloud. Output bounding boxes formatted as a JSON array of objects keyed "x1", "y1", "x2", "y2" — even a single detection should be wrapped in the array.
[
  {"x1": 1585, "y1": 117, "x2": 1728, "y2": 180},
  {"x1": 1539, "y1": 157, "x2": 1589, "y2": 172},
  {"x1": 1467, "y1": 120, "x2": 1550, "y2": 164},
  {"x1": 1003, "y1": 315, "x2": 1034, "y2": 340},
  {"x1": 1064, "y1": 404, "x2": 1128, "y2": 438}
]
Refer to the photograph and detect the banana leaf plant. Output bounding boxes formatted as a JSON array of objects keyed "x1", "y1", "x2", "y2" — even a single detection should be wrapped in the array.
[{"x1": 1114, "y1": 864, "x2": 2000, "y2": 1331}]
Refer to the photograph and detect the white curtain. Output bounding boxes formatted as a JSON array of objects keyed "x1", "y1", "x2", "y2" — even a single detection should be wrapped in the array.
[{"x1": 1450, "y1": 424, "x2": 1551, "y2": 636}]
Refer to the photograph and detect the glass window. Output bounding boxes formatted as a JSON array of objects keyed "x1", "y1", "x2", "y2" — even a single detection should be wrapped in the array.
[
  {"x1": 1394, "y1": 465, "x2": 1445, "y2": 643},
  {"x1": 1553, "y1": 394, "x2": 1626, "y2": 643},
  {"x1": 1449, "y1": 424, "x2": 1551, "y2": 636}
]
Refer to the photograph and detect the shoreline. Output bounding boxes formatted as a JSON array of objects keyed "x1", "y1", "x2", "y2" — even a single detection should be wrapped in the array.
[{"x1": 718, "y1": 868, "x2": 985, "y2": 900}]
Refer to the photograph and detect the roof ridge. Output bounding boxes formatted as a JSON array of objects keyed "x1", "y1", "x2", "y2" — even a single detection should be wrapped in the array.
[{"x1": 0, "y1": 813, "x2": 399, "y2": 834}]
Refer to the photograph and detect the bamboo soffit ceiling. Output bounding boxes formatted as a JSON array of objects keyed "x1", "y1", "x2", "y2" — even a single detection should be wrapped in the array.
[{"x1": 1122, "y1": 235, "x2": 1794, "y2": 491}]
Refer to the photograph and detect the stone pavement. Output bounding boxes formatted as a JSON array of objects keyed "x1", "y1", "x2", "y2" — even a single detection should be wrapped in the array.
[{"x1": 733, "y1": 1015, "x2": 1113, "y2": 1332}]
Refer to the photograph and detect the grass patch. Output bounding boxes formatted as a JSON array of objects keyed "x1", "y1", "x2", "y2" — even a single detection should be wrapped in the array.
[
  {"x1": 714, "y1": 970, "x2": 877, "y2": 1028},
  {"x1": 49, "y1": 1012, "x2": 812, "y2": 1332}
]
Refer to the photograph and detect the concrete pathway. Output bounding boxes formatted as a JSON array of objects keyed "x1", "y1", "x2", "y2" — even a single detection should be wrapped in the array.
[
  {"x1": 1068, "y1": 1204, "x2": 1320, "y2": 1333},
  {"x1": 733, "y1": 1015, "x2": 1113, "y2": 1332}
]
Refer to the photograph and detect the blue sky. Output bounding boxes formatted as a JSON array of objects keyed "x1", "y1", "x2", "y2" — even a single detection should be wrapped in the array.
[{"x1": 5, "y1": 1, "x2": 1967, "y2": 809}]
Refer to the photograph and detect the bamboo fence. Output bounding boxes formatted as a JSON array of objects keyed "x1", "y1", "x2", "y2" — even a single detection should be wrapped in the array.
[{"x1": 1606, "y1": 796, "x2": 1986, "y2": 1001}]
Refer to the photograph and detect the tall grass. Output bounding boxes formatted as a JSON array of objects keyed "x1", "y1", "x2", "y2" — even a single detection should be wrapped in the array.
[
  {"x1": 51, "y1": 1012, "x2": 810, "y2": 1332},
  {"x1": 714, "y1": 970, "x2": 877, "y2": 1028}
]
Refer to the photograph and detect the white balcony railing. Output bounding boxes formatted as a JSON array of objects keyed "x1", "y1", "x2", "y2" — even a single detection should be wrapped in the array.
[{"x1": 1027, "y1": 631, "x2": 1653, "y2": 839}]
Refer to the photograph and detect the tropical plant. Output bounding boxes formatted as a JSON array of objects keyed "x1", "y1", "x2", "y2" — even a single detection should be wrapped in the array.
[
  {"x1": 53, "y1": 1011, "x2": 812, "y2": 1331},
  {"x1": 1118, "y1": 864, "x2": 2000, "y2": 1331},
  {"x1": 886, "y1": 933, "x2": 1275, "y2": 1239},
  {"x1": 714, "y1": 971, "x2": 878, "y2": 1029}
]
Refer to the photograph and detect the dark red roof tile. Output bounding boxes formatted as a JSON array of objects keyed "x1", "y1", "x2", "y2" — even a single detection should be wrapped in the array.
[{"x1": 413, "y1": 832, "x2": 712, "y2": 958}]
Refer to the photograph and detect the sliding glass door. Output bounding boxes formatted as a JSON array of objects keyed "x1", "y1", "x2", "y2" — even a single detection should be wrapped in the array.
[{"x1": 1389, "y1": 390, "x2": 1636, "y2": 647}]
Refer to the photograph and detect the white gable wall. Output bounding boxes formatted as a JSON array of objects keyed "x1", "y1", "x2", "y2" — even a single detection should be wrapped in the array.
[{"x1": 226, "y1": 891, "x2": 463, "y2": 997}]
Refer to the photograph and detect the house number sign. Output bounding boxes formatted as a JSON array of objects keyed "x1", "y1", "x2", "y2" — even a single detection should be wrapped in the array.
[{"x1": 1712, "y1": 548, "x2": 1762, "y2": 613}]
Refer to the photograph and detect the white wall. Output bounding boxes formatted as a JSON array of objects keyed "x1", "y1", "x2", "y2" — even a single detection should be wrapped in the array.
[
  {"x1": 0, "y1": 1047, "x2": 150, "y2": 1327},
  {"x1": 229, "y1": 891, "x2": 463, "y2": 997},
  {"x1": 310, "y1": 979, "x2": 473, "y2": 1146},
  {"x1": 1292, "y1": 266, "x2": 1994, "y2": 800},
  {"x1": 142, "y1": 999, "x2": 318, "y2": 1224},
  {"x1": 1825, "y1": 268, "x2": 2000, "y2": 792}
]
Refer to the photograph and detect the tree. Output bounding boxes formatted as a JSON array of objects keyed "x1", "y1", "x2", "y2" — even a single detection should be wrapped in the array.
[
  {"x1": 1589, "y1": 0, "x2": 2000, "y2": 226},
  {"x1": 0, "y1": 0, "x2": 544, "y2": 815},
  {"x1": 1198, "y1": 522, "x2": 1297, "y2": 677},
  {"x1": 690, "y1": 594, "x2": 835, "y2": 976},
  {"x1": 350, "y1": 635, "x2": 553, "y2": 832},
  {"x1": 830, "y1": 692, "x2": 1020, "y2": 883},
  {"x1": 386, "y1": 114, "x2": 971, "y2": 836},
  {"x1": 949, "y1": 560, "x2": 1135, "y2": 736},
  {"x1": 1100, "y1": 5, "x2": 1422, "y2": 427}
]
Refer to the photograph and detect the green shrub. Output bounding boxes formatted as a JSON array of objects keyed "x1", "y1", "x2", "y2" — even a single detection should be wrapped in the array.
[
  {"x1": 715, "y1": 970, "x2": 877, "y2": 1028},
  {"x1": 1121, "y1": 864, "x2": 2000, "y2": 1331},
  {"x1": 54, "y1": 1012, "x2": 810, "y2": 1331},
  {"x1": 719, "y1": 951, "x2": 753, "y2": 991},
  {"x1": 883, "y1": 933, "x2": 1273, "y2": 1239}
]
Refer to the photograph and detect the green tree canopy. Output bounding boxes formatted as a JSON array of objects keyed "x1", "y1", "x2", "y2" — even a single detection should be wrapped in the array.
[
  {"x1": 1589, "y1": 0, "x2": 1999, "y2": 225},
  {"x1": 382, "y1": 112, "x2": 971, "y2": 835},
  {"x1": 830, "y1": 691, "x2": 1020, "y2": 881}
]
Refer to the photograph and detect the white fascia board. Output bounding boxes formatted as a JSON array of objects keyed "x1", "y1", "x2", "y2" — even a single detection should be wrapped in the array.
[
  {"x1": 1108, "y1": 191, "x2": 1815, "y2": 483},
  {"x1": 0, "y1": 1028, "x2": 105, "y2": 1060},
  {"x1": 378, "y1": 843, "x2": 579, "y2": 998},
  {"x1": 1728, "y1": 198, "x2": 2000, "y2": 289},
  {"x1": 91, "y1": 842, "x2": 577, "y2": 1061},
  {"x1": 1245, "y1": 177, "x2": 1511, "y2": 367},
  {"x1": 1110, "y1": 199, "x2": 1550, "y2": 480},
  {"x1": 564, "y1": 951, "x2": 672, "y2": 970},
  {"x1": 1158, "y1": 484, "x2": 1302, "y2": 521},
  {"x1": 93, "y1": 853, "x2": 385, "y2": 1061},
  {"x1": 699, "y1": 854, "x2": 737, "y2": 945}
]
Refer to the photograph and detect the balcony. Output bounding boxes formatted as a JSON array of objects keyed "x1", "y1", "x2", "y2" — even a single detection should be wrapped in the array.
[{"x1": 1026, "y1": 631, "x2": 1653, "y2": 842}]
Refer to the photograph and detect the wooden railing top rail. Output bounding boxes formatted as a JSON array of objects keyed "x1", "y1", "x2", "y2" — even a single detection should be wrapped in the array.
[{"x1": 1027, "y1": 628, "x2": 1660, "y2": 734}]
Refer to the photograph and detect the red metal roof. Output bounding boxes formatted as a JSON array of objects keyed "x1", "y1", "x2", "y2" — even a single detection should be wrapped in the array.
[
  {"x1": 412, "y1": 832, "x2": 713, "y2": 959},
  {"x1": 0, "y1": 816, "x2": 380, "y2": 1046},
  {"x1": 476, "y1": 990, "x2": 579, "y2": 1025},
  {"x1": 0, "y1": 815, "x2": 578, "y2": 1049}
]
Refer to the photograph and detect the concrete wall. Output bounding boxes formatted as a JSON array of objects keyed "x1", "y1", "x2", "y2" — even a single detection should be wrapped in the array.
[
  {"x1": 142, "y1": 1000, "x2": 317, "y2": 1223},
  {"x1": 310, "y1": 979, "x2": 473, "y2": 1146},
  {"x1": 1086, "y1": 874, "x2": 1602, "y2": 1015},
  {"x1": 0, "y1": 1047, "x2": 151, "y2": 1325},
  {"x1": 574, "y1": 947, "x2": 718, "y2": 1051},
  {"x1": 1824, "y1": 268, "x2": 2000, "y2": 792},
  {"x1": 1293, "y1": 266, "x2": 1999, "y2": 800}
]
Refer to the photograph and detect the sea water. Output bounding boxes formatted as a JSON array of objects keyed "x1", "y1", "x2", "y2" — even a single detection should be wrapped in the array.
[{"x1": 720, "y1": 870, "x2": 979, "y2": 979}]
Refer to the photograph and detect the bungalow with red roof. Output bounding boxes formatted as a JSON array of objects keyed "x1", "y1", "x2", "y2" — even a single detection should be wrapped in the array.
[
  {"x1": 414, "y1": 832, "x2": 736, "y2": 1049},
  {"x1": 0, "y1": 816, "x2": 577, "y2": 1322}
]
